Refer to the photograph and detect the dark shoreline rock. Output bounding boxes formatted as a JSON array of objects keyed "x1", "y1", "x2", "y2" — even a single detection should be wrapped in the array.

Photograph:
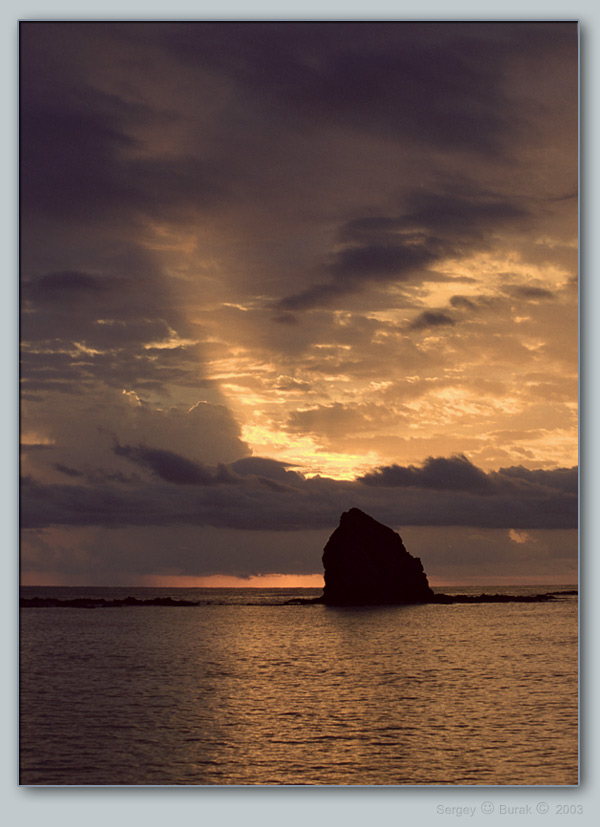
[
  {"x1": 20, "y1": 596, "x2": 200, "y2": 609},
  {"x1": 430, "y1": 592, "x2": 560, "y2": 604},
  {"x1": 321, "y1": 508, "x2": 435, "y2": 605}
]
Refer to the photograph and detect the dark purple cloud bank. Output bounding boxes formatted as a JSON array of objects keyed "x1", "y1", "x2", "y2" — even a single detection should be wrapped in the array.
[
  {"x1": 159, "y1": 21, "x2": 559, "y2": 154},
  {"x1": 21, "y1": 451, "x2": 577, "y2": 532}
]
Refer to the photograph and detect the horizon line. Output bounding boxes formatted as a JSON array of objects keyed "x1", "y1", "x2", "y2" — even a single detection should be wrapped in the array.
[{"x1": 20, "y1": 573, "x2": 579, "y2": 589}]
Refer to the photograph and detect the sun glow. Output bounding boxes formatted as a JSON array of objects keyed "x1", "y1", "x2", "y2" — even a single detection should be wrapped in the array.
[
  {"x1": 240, "y1": 423, "x2": 380, "y2": 480},
  {"x1": 139, "y1": 573, "x2": 325, "y2": 588}
]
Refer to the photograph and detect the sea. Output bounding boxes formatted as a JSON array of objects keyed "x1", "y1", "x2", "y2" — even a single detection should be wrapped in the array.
[{"x1": 19, "y1": 585, "x2": 578, "y2": 787}]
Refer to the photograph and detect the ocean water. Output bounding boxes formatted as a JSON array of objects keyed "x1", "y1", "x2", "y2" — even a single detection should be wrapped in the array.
[{"x1": 19, "y1": 586, "x2": 578, "y2": 786}]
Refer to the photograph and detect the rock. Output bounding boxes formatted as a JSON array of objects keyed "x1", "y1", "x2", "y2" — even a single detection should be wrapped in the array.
[{"x1": 321, "y1": 508, "x2": 435, "y2": 605}]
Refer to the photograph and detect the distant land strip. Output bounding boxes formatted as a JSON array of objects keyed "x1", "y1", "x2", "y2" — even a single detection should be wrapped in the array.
[{"x1": 20, "y1": 591, "x2": 577, "y2": 609}]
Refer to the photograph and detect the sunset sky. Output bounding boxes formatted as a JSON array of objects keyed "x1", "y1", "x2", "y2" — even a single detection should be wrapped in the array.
[{"x1": 20, "y1": 21, "x2": 578, "y2": 586}]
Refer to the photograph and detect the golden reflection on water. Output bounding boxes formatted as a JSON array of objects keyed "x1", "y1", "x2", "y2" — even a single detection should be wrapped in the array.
[{"x1": 20, "y1": 596, "x2": 578, "y2": 785}]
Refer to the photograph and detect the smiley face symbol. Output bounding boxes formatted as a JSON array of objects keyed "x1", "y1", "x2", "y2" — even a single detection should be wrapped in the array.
[{"x1": 481, "y1": 802, "x2": 494, "y2": 815}]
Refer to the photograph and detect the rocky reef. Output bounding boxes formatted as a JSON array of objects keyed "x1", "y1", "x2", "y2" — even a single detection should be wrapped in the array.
[
  {"x1": 321, "y1": 507, "x2": 435, "y2": 605},
  {"x1": 20, "y1": 595, "x2": 201, "y2": 608}
]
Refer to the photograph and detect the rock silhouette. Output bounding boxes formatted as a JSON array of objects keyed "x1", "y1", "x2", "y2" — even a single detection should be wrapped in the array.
[{"x1": 321, "y1": 507, "x2": 435, "y2": 605}]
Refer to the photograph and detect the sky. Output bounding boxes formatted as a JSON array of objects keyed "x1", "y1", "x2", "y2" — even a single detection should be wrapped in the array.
[{"x1": 19, "y1": 21, "x2": 578, "y2": 587}]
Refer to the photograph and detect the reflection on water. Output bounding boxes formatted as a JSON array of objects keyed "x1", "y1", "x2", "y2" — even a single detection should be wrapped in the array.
[{"x1": 20, "y1": 588, "x2": 578, "y2": 785}]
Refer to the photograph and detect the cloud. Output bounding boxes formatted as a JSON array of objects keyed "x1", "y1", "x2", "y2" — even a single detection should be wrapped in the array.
[
  {"x1": 285, "y1": 403, "x2": 374, "y2": 438},
  {"x1": 403, "y1": 186, "x2": 528, "y2": 237},
  {"x1": 21, "y1": 390, "x2": 252, "y2": 490},
  {"x1": 271, "y1": 313, "x2": 299, "y2": 326},
  {"x1": 359, "y1": 454, "x2": 493, "y2": 492},
  {"x1": 360, "y1": 456, "x2": 577, "y2": 498},
  {"x1": 230, "y1": 456, "x2": 303, "y2": 483},
  {"x1": 279, "y1": 184, "x2": 531, "y2": 311},
  {"x1": 162, "y1": 22, "x2": 559, "y2": 154},
  {"x1": 20, "y1": 246, "x2": 201, "y2": 401},
  {"x1": 277, "y1": 238, "x2": 438, "y2": 310},
  {"x1": 509, "y1": 286, "x2": 556, "y2": 300},
  {"x1": 53, "y1": 464, "x2": 85, "y2": 478},
  {"x1": 508, "y1": 528, "x2": 534, "y2": 544},
  {"x1": 113, "y1": 443, "x2": 238, "y2": 485},
  {"x1": 495, "y1": 465, "x2": 578, "y2": 495},
  {"x1": 20, "y1": 73, "x2": 226, "y2": 225},
  {"x1": 112, "y1": 448, "x2": 307, "y2": 490},
  {"x1": 21, "y1": 453, "x2": 577, "y2": 533},
  {"x1": 409, "y1": 311, "x2": 456, "y2": 330},
  {"x1": 450, "y1": 295, "x2": 478, "y2": 311},
  {"x1": 29, "y1": 270, "x2": 107, "y2": 300},
  {"x1": 327, "y1": 242, "x2": 436, "y2": 281}
]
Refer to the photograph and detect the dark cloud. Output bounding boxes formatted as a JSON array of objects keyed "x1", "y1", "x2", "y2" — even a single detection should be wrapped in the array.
[
  {"x1": 360, "y1": 456, "x2": 577, "y2": 503},
  {"x1": 360, "y1": 455, "x2": 493, "y2": 492},
  {"x1": 113, "y1": 442, "x2": 238, "y2": 486},
  {"x1": 271, "y1": 313, "x2": 299, "y2": 326},
  {"x1": 279, "y1": 184, "x2": 531, "y2": 311},
  {"x1": 277, "y1": 283, "x2": 348, "y2": 312},
  {"x1": 29, "y1": 270, "x2": 107, "y2": 300},
  {"x1": 403, "y1": 187, "x2": 528, "y2": 237},
  {"x1": 327, "y1": 242, "x2": 436, "y2": 280},
  {"x1": 410, "y1": 311, "x2": 456, "y2": 331},
  {"x1": 162, "y1": 22, "x2": 556, "y2": 154},
  {"x1": 20, "y1": 474, "x2": 175, "y2": 530},
  {"x1": 450, "y1": 295, "x2": 478, "y2": 310},
  {"x1": 495, "y1": 465, "x2": 578, "y2": 495},
  {"x1": 21, "y1": 453, "x2": 577, "y2": 533},
  {"x1": 20, "y1": 100, "x2": 136, "y2": 221},
  {"x1": 112, "y1": 449, "x2": 306, "y2": 491},
  {"x1": 510, "y1": 286, "x2": 556, "y2": 300},
  {"x1": 53, "y1": 463, "x2": 85, "y2": 478},
  {"x1": 277, "y1": 237, "x2": 437, "y2": 311},
  {"x1": 230, "y1": 456, "x2": 303, "y2": 482},
  {"x1": 20, "y1": 72, "x2": 226, "y2": 225}
]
